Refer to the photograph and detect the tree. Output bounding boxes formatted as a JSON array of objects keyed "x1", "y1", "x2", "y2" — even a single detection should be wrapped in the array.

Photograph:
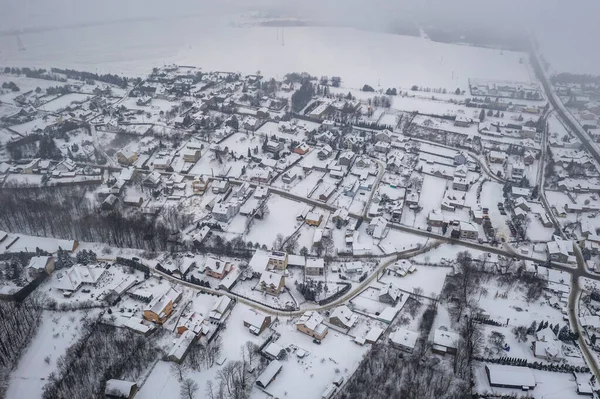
[
  {"x1": 362, "y1": 84, "x2": 375, "y2": 92},
  {"x1": 411, "y1": 85, "x2": 418, "y2": 91},
  {"x1": 455, "y1": 87, "x2": 461, "y2": 95},
  {"x1": 171, "y1": 362, "x2": 188, "y2": 382},
  {"x1": 272, "y1": 234, "x2": 285, "y2": 251},
  {"x1": 180, "y1": 378, "x2": 199, "y2": 399},
  {"x1": 299, "y1": 246, "x2": 309, "y2": 256},
  {"x1": 55, "y1": 248, "x2": 74, "y2": 270},
  {"x1": 454, "y1": 251, "x2": 478, "y2": 321},
  {"x1": 487, "y1": 109, "x2": 493, "y2": 117},
  {"x1": 479, "y1": 109, "x2": 486, "y2": 122}
]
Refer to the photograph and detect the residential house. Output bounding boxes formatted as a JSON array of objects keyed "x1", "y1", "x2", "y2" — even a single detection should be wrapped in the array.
[
  {"x1": 152, "y1": 157, "x2": 171, "y2": 170},
  {"x1": 296, "y1": 311, "x2": 329, "y2": 340},
  {"x1": 267, "y1": 251, "x2": 288, "y2": 270},
  {"x1": 27, "y1": 256, "x2": 55, "y2": 280},
  {"x1": 143, "y1": 288, "x2": 180, "y2": 324},
  {"x1": 379, "y1": 283, "x2": 402, "y2": 304},
  {"x1": 56, "y1": 265, "x2": 106, "y2": 293},
  {"x1": 432, "y1": 329, "x2": 459, "y2": 355},
  {"x1": 452, "y1": 177, "x2": 469, "y2": 191},
  {"x1": 101, "y1": 194, "x2": 119, "y2": 210},
  {"x1": 192, "y1": 176, "x2": 207, "y2": 193},
  {"x1": 22, "y1": 158, "x2": 40, "y2": 174},
  {"x1": 168, "y1": 330, "x2": 196, "y2": 363},
  {"x1": 282, "y1": 170, "x2": 297, "y2": 184},
  {"x1": 116, "y1": 150, "x2": 139, "y2": 166},
  {"x1": 105, "y1": 379, "x2": 138, "y2": 399},
  {"x1": 427, "y1": 211, "x2": 445, "y2": 227},
  {"x1": 510, "y1": 161, "x2": 525, "y2": 183},
  {"x1": 329, "y1": 305, "x2": 358, "y2": 330},
  {"x1": 547, "y1": 237, "x2": 573, "y2": 263},
  {"x1": 259, "y1": 271, "x2": 285, "y2": 296},
  {"x1": 266, "y1": 140, "x2": 284, "y2": 153},
  {"x1": 243, "y1": 309, "x2": 272, "y2": 335},
  {"x1": 212, "y1": 179, "x2": 230, "y2": 194},
  {"x1": 143, "y1": 171, "x2": 162, "y2": 188},
  {"x1": 209, "y1": 295, "x2": 232, "y2": 321},
  {"x1": 204, "y1": 257, "x2": 233, "y2": 279},
  {"x1": 176, "y1": 312, "x2": 209, "y2": 337},
  {"x1": 338, "y1": 150, "x2": 356, "y2": 166},
  {"x1": 319, "y1": 184, "x2": 336, "y2": 202},
  {"x1": 305, "y1": 258, "x2": 325, "y2": 276},
  {"x1": 212, "y1": 202, "x2": 240, "y2": 223},
  {"x1": 294, "y1": 142, "x2": 310, "y2": 155},
  {"x1": 123, "y1": 195, "x2": 144, "y2": 207},
  {"x1": 524, "y1": 151, "x2": 536, "y2": 165},
  {"x1": 249, "y1": 168, "x2": 272, "y2": 183},
  {"x1": 305, "y1": 211, "x2": 324, "y2": 226},
  {"x1": 318, "y1": 145, "x2": 333, "y2": 161},
  {"x1": 374, "y1": 141, "x2": 391, "y2": 153},
  {"x1": 488, "y1": 151, "x2": 506, "y2": 164},
  {"x1": 454, "y1": 116, "x2": 472, "y2": 127},
  {"x1": 389, "y1": 328, "x2": 418, "y2": 352},
  {"x1": 256, "y1": 360, "x2": 283, "y2": 389},
  {"x1": 459, "y1": 222, "x2": 479, "y2": 240},
  {"x1": 181, "y1": 148, "x2": 201, "y2": 163}
]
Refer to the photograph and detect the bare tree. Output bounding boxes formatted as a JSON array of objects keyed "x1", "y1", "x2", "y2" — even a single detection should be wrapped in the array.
[
  {"x1": 454, "y1": 251, "x2": 479, "y2": 321},
  {"x1": 171, "y1": 362, "x2": 187, "y2": 382},
  {"x1": 180, "y1": 378, "x2": 199, "y2": 399}
]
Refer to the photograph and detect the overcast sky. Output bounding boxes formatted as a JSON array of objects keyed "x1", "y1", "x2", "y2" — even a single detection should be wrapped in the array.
[{"x1": 0, "y1": 0, "x2": 598, "y2": 74}]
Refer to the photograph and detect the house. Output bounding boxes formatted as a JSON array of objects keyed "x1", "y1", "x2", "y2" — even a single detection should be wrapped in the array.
[
  {"x1": 212, "y1": 179, "x2": 230, "y2": 194},
  {"x1": 427, "y1": 211, "x2": 445, "y2": 227},
  {"x1": 250, "y1": 168, "x2": 272, "y2": 183},
  {"x1": 511, "y1": 186, "x2": 531, "y2": 198},
  {"x1": 521, "y1": 126, "x2": 537, "y2": 139},
  {"x1": 204, "y1": 257, "x2": 233, "y2": 279},
  {"x1": 389, "y1": 328, "x2": 418, "y2": 352},
  {"x1": 432, "y1": 329, "x2": 459, "y2": 355},
  {"x1": 318, "y1": 184, "x2": 336, "y2": 202},
  {"x1": 101, "y1": 193, "x2": 119, "y2": 210},
  {"x1": 367, "y1": 216, "x2": 388, "y2": 239},
  {"x1": 338, "y1": 150, "x2": 356, "y2": 166},
  {"x1": 243, "y1": 309, "x2": 271, "y2": 335},
  {"x1": 374, "y1": 141, "x2": 391, "y2": 153},
  {"x1": 55, "y1": 265, "x2": 106, "y2": 293},
  {"x1": 294, "y1": 142, "x2": 310, "y2": 155},
  {"x1": 318, "y1": 145, "x2": 333, "y2": 160},
  {"x1": 123, "y1": 195, "x2": 144, "y2": 207},
  {"x1": 379, "y1": 283, "x2": 402, "y2": 304},
  {"x1": 459, "y1": 222, "x2": 479, "y2": 240},
  {"x1": 282, "y1": 170, "x2": 297, "y2": 184},
  {"x1": 510, "y1": 161, "x2": 525, "y2": 183},
  {"x1": 305, "y1": 211, "x2": 324, "y2": 226},
  {"x1": 176, "y1": 312, "x2": 209, "y2": 337},
  {"x1": 547, "y1": 238, "x2": 573, "y2": 263},
  {"x1": 256, "y1": 360, "x2": 283, "y2": 389},
  {"x1": 329, "y1": 305, "x2": 358, "y2": 330},
  {"x1": 192, "y1": 177, "x2": 207, "y2": 193},
  {"x1": 267, "y1": 251, "x2": 288, "y2": 270},
  {"x1": 524, "y1": 150, "x2": 536, "y2": 165},
  {"x1": 365, "y1": 326, "x2": 384, "y2": 344},
  {"x1": 454, "y1": 116, "x2": 472, "y2": 127},
  {"x1": 514, "y1": 197, "x2": 531, "y2": 211},
  {"x1": 454, "y1": 164, "x2": 468, "y2": 179},
  {"x1": 305, "y1": 258, "x2": 325, "y2": 276},
  {"x1": 375, "y1": 130, "x2": 393, "y2": 143},
  {"x1": 168, "y1": 330, "x2": 196, "y2": 363},
  {"x1": 488, "y1": 150, "x2": 506, "y2": 164},
  {"x1": 452, "y1": 176, "x2": 469, "y2": 191},
  {"x1": 152, "y1": 157, "x2": 171, "y2": 170},
  {"x1": 296, "y1": 311, "x2": 329, "y2": 340},
  {"x1": 143, "y1": 171, "x2": 162, "y2": 188},
  {"x1": 263, "y1": 342, "x2": 285, "y2": 360},
  {"x1": 485, "y1": 364, "x2": 536, "y2": 391},
  {"x1": 143, "y1": 288, "x2": 180, "y2": 324},
  {"x1": 181, "y1": 148, "x2": 201, "y2": 162},
  {"x1": 27, "y1": 256, "x2": 55, "y2": 280},
  {"x1": 105, "y1": 379, "x2": 138, "y2": 399},
  {"x1": 212, "y1": 202, "x2": 240, "y2": 223},
  {"x1": 116, "y1": 150, "x2": 139, "y2": 166},
  {"x1": 344, "y1": 262, "x2": 363, "y2": 274},
  {"x1": 209, "y1": 295, "x2": 232, "y2": 321},
  {"x1": 259, "y1": 271, "x2": 285, "y2": 296},
  {"x1": 266, "y1": 140, "x2": 284, "y2": 153},
  {"x1": 533, "y1": 339, "x2": 563, "y2": 361}
]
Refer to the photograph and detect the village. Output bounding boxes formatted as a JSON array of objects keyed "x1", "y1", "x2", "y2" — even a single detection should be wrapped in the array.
[{"x1": 1, "y1": 57, "x2": 600, "y2": 399}]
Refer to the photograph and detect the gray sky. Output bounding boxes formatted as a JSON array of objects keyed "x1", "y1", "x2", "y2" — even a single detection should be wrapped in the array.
[{"x1": 0, "y1": 0, "x2": 598, "y2": 74}]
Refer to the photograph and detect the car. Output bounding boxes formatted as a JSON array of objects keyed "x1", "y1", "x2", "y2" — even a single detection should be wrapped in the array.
[
  {"x1": 313, "y1": 339, "x2": 322, "y2": 345},
  {"x1": 427, "y1": 226, "x2": 432, "y2": 232}
]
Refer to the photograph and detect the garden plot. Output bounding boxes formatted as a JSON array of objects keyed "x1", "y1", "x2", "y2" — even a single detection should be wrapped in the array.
[
  {"x1": 350, "y1": 287, "x2": 389, "y2": 315},
  {"x1": 6, "y1": 310, "x2": 99, "y2": 399},
  {"x1": 38, "y1": 92, "x2": 91, "y2": 112},
  {"x1": 401, "y1": 173, "x2": 447, "y2": 229},
  {"x1": 379, "y1": 265, "x2": 451, "y2": 299},
  {"x1": 231, "y1": 277, "x2": 296, "y2": 309},
  {"x1": 9, "y1": 117, "x2": 52, "y2": 135},
  {"x1": 376, "y1": 229, "x2": 427, "y2": 254},
  {"x1": 245, "y1": 195, "x2": 314, "y2": 248}
]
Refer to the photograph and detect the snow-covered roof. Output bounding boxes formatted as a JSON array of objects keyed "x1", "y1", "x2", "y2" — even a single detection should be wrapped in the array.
[
  {"x1": 249, "y1": 250, "x2": 270, "y2": 272},
  {"x1": 287, "y1": 255, "x2": 306, "y2": 267},
  {"x1": 56, "y1": 265, "x2": 106, "y2": 291},
  {"x1": 365, "y1": 326, "x2": 383, "y2": 343},
  {"x1": 259, "y1": 271, "x2": 284, "y2": 288},
  {"x1": 168, "y1": 329, "x2": 195, "y2": 361},
  {"x1": 210, "y1": 296, "x2": 232, "y2": 319},
  {"x1": 485, "y1": 364, "x2": 535, "y2": 388},
  {"x1": 390, "y1": 328, "x2": 418, "y2": 349},
  {"x1": 263, "y1": 342, "x2": 285, "y2": 359},
  {"x1": 379, "y1": 283, "x2": 401, "y2": 301},
  {"x1": 297, "y1": 311, "x2": 327, "y2": 335},
  {"x1": 27, "y1": 256, "x2": 52, "y2": 271},
  {"x1": 306, "y1": 258, "x2": 325, "y2": 270},
  {"x1": 244, "y1": 309, "x2": 269, "y2": 330},
  {"x1": 433, "y1": 329, "x2": 459, "y2": 349},
  {"x1": 105, "y1": 379, "x2": 137, "y2": 398},
  {"x1": 256, "y1": 360, "x2": 282, "y2": 388},
  {"x1": 329, "y1": 305, "x2": 358, "y2": 329}
]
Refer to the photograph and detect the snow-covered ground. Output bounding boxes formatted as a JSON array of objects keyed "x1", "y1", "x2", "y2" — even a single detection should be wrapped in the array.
[
  {"x1": 0, "y1": 17, "x2": 535, "y2": 90},
  {"x1": 5, "y1": 310, "x2": 99, "y2": 399}
]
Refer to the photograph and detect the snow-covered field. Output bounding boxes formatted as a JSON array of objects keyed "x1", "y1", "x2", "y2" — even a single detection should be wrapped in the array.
[
  {"x1": 6, "y1": 310, "x2": 98, "y2": 399},
  {"x1": 0, "y1": 17, "x2": 534, "y2": 90}
]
